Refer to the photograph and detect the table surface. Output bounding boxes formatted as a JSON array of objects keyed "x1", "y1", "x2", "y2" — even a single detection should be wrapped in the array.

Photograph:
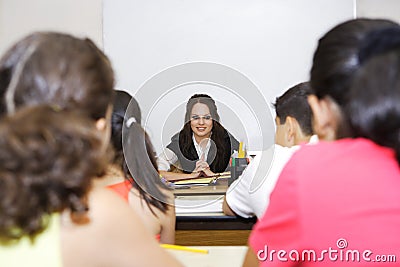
[
  {"x1": 175, "y1": 194, "x2": 223, "y2": 214},
  {"x1": 165, "y1": 246, "x2": 248, "y2": 267},
  {"x1": 172, "y1": 178, "x2": 229, "y2": 196}
]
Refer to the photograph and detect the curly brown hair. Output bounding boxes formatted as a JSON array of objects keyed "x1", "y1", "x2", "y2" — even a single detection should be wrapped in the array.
[{"x1": 0, "y1": 105, "x2": 108, "y2": 243}]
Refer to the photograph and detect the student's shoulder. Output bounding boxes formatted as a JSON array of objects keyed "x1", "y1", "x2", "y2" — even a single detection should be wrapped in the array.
[
  {"x1": 89, "y1": 185, "x2": 125, "y2": 203},
  {"x1": 289, "y1": 141, "x2": 323, "y2": 161},
  {"x1": 274, "y1": 143, "x2": 299, "y2": 154},
  {"x1": 289, "y1": 139, "x2": 355, "y2": 164},
  {"x1": 61, "y1": 187, "x2": 145, "y2": 266},
  {"x1": 88, "y1": 187, "x2": 139, "y2": 225},
  {"x1": 269, "y1": 144, "x2": 300, "y2": 162}
]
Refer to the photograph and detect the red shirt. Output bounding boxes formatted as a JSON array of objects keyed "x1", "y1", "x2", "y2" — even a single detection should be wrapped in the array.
[
  {"x1": 250, "y1": 138, "x2": 400, "y2": 266},
  {"x1": 107, "y1": 180, "x2": 161, "y2": 242},
  {"x1": 107, "y1": 180, "x2": 132, "y2": 202}
]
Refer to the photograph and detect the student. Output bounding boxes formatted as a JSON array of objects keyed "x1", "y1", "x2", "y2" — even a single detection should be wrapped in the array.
[
  {"x1": 101, "y1": 90, "x2": 176, "y2": 244},
  {"x1": 0, "y1": 32, "x2": 182, "y2": 267},
  {"x1": 0, "y1": 106, "x2": 108, "y2": 266},
  {"x1": 158, "y1": 93, "x2": 239, "y2": 181},
  {"x1": 223, "y1": 82, "x2": 316, "y2": 219},
  {"x1": 244, "y1": 18, "x2": 400, "y2": 266}
]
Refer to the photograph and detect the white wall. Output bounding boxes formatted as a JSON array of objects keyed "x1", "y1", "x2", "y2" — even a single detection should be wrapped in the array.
[
  {"x1": 357, "y1": 0, "x2": 400, "y2": 24},
  {"x1": 1, "y1": 0, "x2": 400, "y2": 153},
  {"x1": 103, "y1": 0, "x2": 355, "y2": 153},
  {"x1": 0, "y1": 0, "x2": 103, "y2": 56}
]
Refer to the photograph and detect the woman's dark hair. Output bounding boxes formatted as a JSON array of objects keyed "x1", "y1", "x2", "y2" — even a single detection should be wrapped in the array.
[
  {"x1": 111, "y1": 90, "x2": 141, "y2": 159},
  {"x1": 310, "y1": 18, "x2": 400, "y2": 138},
  {"x1": 179, "y1": 94, "x2": 231, "y2": 172},
  {"x1": 0, "y1": 105, "x2": 107, "y2": 242},
  {"x1": 346, "y1": 48, "x2": 400, "y2": 164},
  {"x1": 111, "y1": 90, "x2": 169, "y2": 214},
  {"x1": 311, "y1": 18, "x2": 399, "y2": 105},
  {"x1": 0, "y1": 32, "x2": 114, "y2": 120}
]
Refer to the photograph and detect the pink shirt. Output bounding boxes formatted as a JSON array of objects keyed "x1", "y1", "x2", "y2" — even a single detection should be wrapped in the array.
[{"x1": 249, "y1": 138, "x2": 400, "y2": 266}]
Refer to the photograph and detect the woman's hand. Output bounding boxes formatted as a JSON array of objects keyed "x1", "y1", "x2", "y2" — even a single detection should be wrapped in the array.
[
  {"x1": 201, "y1": 167, "x2": 215, "y2": 177},
  {"x1": 194, "y1": 160, "x2": 209, "y2": 172},
  {"x1": 193, "y1": 160, "x2": 216, "y2": 177},
  {"x1": 189, "y1": 170, "x2": 202, "y2": 179}
]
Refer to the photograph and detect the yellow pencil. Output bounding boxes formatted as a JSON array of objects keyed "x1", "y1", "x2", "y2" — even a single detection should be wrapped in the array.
[{"x1": 161, "y1": 244, "x2": 209, "y2": 254}]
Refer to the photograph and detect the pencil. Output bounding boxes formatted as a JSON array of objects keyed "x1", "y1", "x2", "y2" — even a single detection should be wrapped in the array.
[{"x1": 161, "y1": 244, "x2": 209, "y2": 254}]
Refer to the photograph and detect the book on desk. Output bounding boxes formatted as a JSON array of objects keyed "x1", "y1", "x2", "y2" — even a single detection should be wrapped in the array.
[{"x1": 170, "y1": 171, "x2": 231, "y2": 185}]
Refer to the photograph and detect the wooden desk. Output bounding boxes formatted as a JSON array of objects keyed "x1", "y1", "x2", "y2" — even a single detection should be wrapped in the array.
[
  {"x1": 165, "y1": 246, "x2": 248, "y2": 267},
  {"x1": 176, "y1": 213, "x2": 256, "y2": 246},
  {"x1": 173, "y1": 180, "x2": 256, "y2": 245}
]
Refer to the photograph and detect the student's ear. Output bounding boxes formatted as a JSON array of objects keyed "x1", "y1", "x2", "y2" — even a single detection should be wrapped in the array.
[
  {"x1": 96, "y1": 105, "x2": 113, "y2": 132},
  {"x1": 308, "y1": 95, "x2": 340, "y2": 141},
  {"x1": 285, "y1": 116, "x2": 296, "y2": 146},
  {"x1": 95, "y1": 105, "x2": 113, "y2": 152},
  {"x1": 95, "y1": 118, "x2": 107, "y2": 131},
  {"x1": 287, "y1": 116, "x2": 309, "y2": 146}
]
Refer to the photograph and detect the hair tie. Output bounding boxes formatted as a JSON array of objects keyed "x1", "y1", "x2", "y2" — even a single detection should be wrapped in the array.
[
  {"x1": 126, "y1": 117, "x2": 137, "y2": 128},
  {"x1": 50, "y1": 104, "x2": 62, "y2": 112}
]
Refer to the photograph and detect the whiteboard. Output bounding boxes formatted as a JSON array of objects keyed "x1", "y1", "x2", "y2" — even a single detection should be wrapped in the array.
[{"x1": 103, "y1": 0, "x2": 355, "y2": 154}]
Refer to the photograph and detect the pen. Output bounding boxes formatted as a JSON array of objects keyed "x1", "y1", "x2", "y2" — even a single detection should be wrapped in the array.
[
  {"x1": 161, "y1": 244, "x2": 209, "y2": 254},
  {"x1": 173, "y1": 186, "x2": 191, "y2": 189}
]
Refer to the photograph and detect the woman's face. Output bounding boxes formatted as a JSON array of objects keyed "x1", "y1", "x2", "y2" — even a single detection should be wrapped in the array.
[{"x1": 190, "y1": 103, "x2": 213, "y2": 141}]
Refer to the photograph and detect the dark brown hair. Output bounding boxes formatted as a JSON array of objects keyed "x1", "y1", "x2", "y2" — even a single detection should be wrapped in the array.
[
  {"x1": 0, "y1": 32, "x2": 114, "y2": 120},
  {"x1": 111, "y1": 90, "x2": 169, "y2": 214},
  {"x1": 310, "y1": 19, "x2": 400, "y2": 139},
  {"x1": 346, "y1": 49, "x2": 400, "y2": 164},
  {"x1": 0, "y1": 105, "x2": 108, "y2": 243},
  {"x1": 273, "y1": 82, "x2": 313, "y2": 136}
]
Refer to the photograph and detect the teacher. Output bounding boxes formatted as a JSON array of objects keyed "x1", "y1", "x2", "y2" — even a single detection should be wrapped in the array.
[{"x1": 158, "y1": 94, "x2": 239, "y2": 181}]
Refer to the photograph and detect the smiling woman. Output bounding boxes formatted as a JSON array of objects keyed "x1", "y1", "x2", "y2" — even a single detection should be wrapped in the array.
[{"x1": 158, "y1": 94, "x2": 239, "y2": 181}]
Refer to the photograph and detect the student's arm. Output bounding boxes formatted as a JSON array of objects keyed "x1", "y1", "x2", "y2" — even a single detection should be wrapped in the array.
[
  {"x1": 61, "y1": 187, "x2": 183, "y2": 267},
  {"x1": 159, "y1": 191, "x2": 176, "y2": 244},
  {"x1": 223, "y1": 177, "x2": 253, "y2": 218},
  {"x1": 223, "y1": 156, "x2": 261, "y2": 218},
  {"x1": 222, "y1": 196, "x2": 237, "y2": 216}
]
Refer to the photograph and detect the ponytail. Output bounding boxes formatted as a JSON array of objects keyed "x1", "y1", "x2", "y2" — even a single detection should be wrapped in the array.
[{"x1": 346, "y1": 48, "x2": 400, "y2": 164}]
